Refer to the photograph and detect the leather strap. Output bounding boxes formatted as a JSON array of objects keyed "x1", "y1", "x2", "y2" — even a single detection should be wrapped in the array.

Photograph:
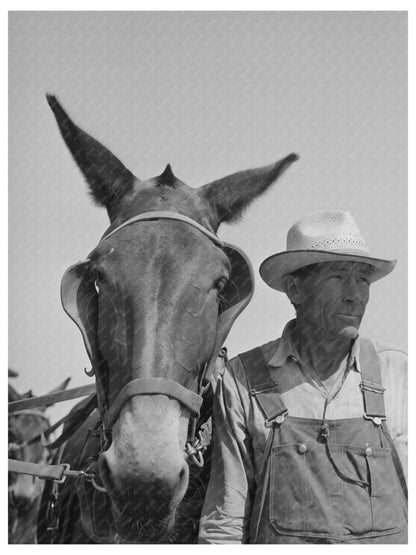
[
  {"x1": 239, "y1": 347, "x2": 287, "y2": 424},
  {"x1": 46, "y1": 394, "x2": 98, "y2": 450},
  {"x1": 249, "y1": 424, "x2": 277, "y2": 543},
  {"x1": 104, "y1": 377, "x2": 203, "y2": 429},
  {"x1": 8, "y1": 384, "x2": 97, "y2": 413},
  {"x1": 359, "y1": 339, "x2": 386, "y2": 419},
  {"x1": 8, "y1": 459, "x2": 68, "y2": 482},
  {"x1": 101, "y1": 211, "x2": 222, "y2": 245}
]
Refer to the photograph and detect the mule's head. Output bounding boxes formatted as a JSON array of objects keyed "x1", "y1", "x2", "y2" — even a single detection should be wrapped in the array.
[
  {"x1": 8, "y1": 406, "x2": 50, "y2": 543},
  {"x1": 47, "y1": 94, "x2": 298, "y2": 541},
  {"x1": 8, "y1": 378, "x2": 70, "y2": 543}
]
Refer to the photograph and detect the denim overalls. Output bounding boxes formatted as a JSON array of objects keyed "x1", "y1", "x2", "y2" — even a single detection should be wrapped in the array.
[{"x1": 239, "y1": 339, "x2": 407, "y2": 544}]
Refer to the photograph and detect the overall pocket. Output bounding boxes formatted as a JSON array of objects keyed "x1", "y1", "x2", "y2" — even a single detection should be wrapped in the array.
[
  {"x1": 364, "y1": 446, "x2": 405, "y2": 534},
  {"x1": 268, "y1": 443, "x2": 403, "y2": 540}
]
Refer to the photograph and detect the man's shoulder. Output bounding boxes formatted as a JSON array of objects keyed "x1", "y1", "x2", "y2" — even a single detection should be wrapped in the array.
[
  {"x1": 361, "y1": 338, "x2": 407, "y2": 359},
  {"x1": 360, "y1": 338, "x2": 407, "y2": 388},
  {"x1": 229, "y1": 338, "x2": 280, "y2": 367}
]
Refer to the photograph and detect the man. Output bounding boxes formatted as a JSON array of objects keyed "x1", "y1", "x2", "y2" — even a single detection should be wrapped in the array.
[{"x1": 199, "y1": 210, "x2": 407, "y2": 544}]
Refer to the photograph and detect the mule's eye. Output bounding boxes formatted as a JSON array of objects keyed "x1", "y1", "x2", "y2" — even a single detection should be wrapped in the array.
[
  {"x1": 215, "y1": 277, "x2": 228, "y2": 293},
  {"x1": 89, "y1": 268, "x2": 103, "y2": 294},
  {"x1": 94, "y1": 279, "x2": 100, "y2": 295}
]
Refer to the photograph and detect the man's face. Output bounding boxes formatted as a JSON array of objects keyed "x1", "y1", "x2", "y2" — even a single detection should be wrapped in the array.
[{"x1": 294, "y1": 261, "x2": 372, "y2": 341}]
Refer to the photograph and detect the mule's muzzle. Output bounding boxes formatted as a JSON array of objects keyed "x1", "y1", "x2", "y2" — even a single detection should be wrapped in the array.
[
  {"x1": 98, "y1": 449, "x2": 189, "y2": 505},
  {"x1": 98, "y1": 448, "x2": 189, "y2": 541},
  {"x1": 97, "y1": 394, "x2": 191, "y2": 540}
]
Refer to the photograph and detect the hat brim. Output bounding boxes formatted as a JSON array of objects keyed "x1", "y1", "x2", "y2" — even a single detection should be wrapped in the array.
[{"x1": 259, "y1": 250, "x2": 397, "y2": 292}]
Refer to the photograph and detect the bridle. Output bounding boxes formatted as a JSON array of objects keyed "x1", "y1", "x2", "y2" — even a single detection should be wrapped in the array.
[
  {"x1": 60, "y1": 211, "x2": 253, "y2": 474},
  {"x1": 96, "y1": 213, "x2": 224, "y2": 459},
  {"x1": 6, "y1": 211, "x2": 253, "y2": 542}
]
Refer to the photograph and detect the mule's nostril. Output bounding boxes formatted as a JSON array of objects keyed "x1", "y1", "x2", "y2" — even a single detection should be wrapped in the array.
[
  {"x1": 179, "y1": 466, "x2": 187, "y2": 483},
  {"x1": 172, "y1": 461, "x2": 189, "y2": 503}
]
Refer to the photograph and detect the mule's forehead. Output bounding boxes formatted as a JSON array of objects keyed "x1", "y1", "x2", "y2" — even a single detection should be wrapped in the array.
[
  {"x1": 90, "y1": 219, "x2": 230, "y2": 276},
  {"x1": 109, "y1": 178, "x2": 213, "y2": 232}
]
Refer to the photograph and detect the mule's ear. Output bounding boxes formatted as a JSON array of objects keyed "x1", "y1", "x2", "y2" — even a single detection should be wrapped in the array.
[
  {"x1": 199, "y1": 154, "x2": 299, "y2": 230},
  {"x1": 38, "y1": 377, "x2": 72, "y2": 410},
  {"x1": 46, "y1": 94, "x2": 136, "y2": 219}
]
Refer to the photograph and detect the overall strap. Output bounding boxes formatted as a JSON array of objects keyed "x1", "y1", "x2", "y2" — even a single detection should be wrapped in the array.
[
  {"x1": 239, "y1": 347, "x2": 288, "y2": 425},
  {"x1": 359, "y1": 339, "x2": 408, "y2": 504},
  {"x1": 238, "y1": 346, "x2": 286, "y2": 543},
  {"x1": 359, "y1": 338, "x2": 386, "y2": 421}
]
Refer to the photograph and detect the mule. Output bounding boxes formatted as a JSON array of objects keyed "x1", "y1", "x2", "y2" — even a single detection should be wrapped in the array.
[
  {"x1": 8, "y1": 372, "x2": 70, "y2": 543},
  {"x1": 37, "y1": 94, "x2": 299, "y2": 543}
]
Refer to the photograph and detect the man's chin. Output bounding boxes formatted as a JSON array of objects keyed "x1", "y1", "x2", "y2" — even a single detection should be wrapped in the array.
[{"x1": 337, "y1": 325, "x2": 360, "y2": 340}]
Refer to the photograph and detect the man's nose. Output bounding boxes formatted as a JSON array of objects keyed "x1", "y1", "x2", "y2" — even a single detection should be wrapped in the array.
[{"x1": 342, "y1": 277, "x2": 362, "y2": 302}]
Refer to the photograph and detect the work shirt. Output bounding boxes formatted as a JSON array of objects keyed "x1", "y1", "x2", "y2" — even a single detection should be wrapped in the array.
[{"x1": 198, "y1": 320, "x2": 408, "y2": 544}]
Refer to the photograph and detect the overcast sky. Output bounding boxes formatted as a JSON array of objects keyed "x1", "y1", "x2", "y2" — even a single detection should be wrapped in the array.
[{"x1": 9, "y1": 11, "x2": 407, "y2": 419}]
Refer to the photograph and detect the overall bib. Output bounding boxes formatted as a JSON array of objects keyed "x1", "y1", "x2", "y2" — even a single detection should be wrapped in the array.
[{"x1": 239, "y1": 340, "x2": 407, "y2": 544}]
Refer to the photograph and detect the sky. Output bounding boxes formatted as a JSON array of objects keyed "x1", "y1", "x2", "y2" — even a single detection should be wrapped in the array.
[{"x1": 8, "y1": 11, "x2": 407, "y2": 420}]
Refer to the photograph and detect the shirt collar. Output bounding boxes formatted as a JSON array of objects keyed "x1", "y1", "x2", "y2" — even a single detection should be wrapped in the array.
[
  {"x1": 268, "y1": 319, "x2": 361, "y2": 373},
  {"x1": 268, "y1": 319, "x2": 300, "y2": 367}
]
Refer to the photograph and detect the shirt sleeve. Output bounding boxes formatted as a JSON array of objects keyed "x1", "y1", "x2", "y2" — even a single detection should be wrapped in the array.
[{"x1": 198, "y1": 358, "x2": 255, "y2": 544}]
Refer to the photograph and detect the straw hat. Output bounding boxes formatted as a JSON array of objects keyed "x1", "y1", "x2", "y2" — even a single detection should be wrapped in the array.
[{"x1": 260, "y1": 210, "x2": 396, "y2": 292}]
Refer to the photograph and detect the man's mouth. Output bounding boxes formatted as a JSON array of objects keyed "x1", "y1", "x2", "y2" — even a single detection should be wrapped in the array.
[{"x1": 337, "y1": 313, "x2": 361, "y2": 318}]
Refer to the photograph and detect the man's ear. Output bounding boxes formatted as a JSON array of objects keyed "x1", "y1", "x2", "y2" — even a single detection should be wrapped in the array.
[{"x1": 282, "y1": 274, "x2": 306, "y2": 305}]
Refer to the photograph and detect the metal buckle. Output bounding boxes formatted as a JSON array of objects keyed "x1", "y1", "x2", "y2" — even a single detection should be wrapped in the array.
[
  {"x1": 360, "y1": 380, "x2": 385, "y2": 394},
  {"x1": 90, "y1": 476, "x2": 107, "y2": 493},
  {"x1": 265, "y1": 411, "x2": 287, "y2": 427},
  {"x1": 54, "y1": 463, "x2": 71, "y2": 484},
  {"x1": 363, "y1": 413, "x2": 386, "y2": 426},
  {"x1": 249, "y1": 383, "x2": 279, "y2": 396},
  {"x1": 185, "y1": 431, "x2": 208, "y2": 468}
]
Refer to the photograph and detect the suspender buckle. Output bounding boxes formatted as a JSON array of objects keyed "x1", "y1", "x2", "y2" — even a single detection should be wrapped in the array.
[
  {"x1": 363, "y1": 413, "x2": 386, "y2": 426},
  {"x1": 360, "y1": 380, "x2": 386, "y2": 394},
  {"x1": 249, "y1": 382, "x2": 279, "y2": 396},
  {"x1": 265, "y1": 410, "x2": 288, "y2": 427}
]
